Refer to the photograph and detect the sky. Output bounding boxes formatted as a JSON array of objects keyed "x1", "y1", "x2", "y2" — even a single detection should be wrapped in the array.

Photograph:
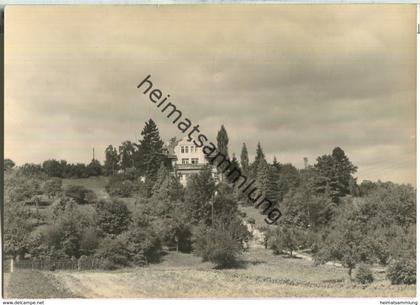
[{"x1": 5, "y1": 5, "x2": 416, "y2": 185}]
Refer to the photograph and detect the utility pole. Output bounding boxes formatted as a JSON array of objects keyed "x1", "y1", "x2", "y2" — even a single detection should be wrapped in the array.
[
  {"x1": 211, "y1": 190, "x2": 218, "y2": 228},
  {"x1": 92, "y1": 148, "x2": 95, "y2": 161}
]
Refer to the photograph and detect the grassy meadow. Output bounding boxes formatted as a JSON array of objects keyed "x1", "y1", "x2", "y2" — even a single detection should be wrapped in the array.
[{"x1": 4, "y1": 249, "x2": 415, "y2": 298}]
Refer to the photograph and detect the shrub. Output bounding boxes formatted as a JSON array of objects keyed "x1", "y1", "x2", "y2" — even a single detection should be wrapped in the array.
[
  {"x1": 355, "y1": 264, "x2": 374, "y2": 284},
  {"x1": 123, "y1": 227, "x2": 162, "y2": 264},
  {"x1": 42, "y1": 178, "x2": 62, "y2": 199},
  {"x1": 64, "y1": 184, "x2": 91, "y2": 204},
  {"x1": 157, "y1": 217, "x2": 192, "y2": 253},
  {"x1": 269, "y1": 225, "x2": 304, "y2": 257},
  {"x1": 247, "y1": 217, "x2": 255, "y2": 225},
  {"x1": 95, "y1": 237, "x2": 131, "y2": 270},
  {"x1": 387, "y1": 259, "x2": 416, "y2": 285},
  {"x1": 193, "y1": 224, "x2": 243, "y2": 268},
  {"x1": 80, "y1": 227, "x2": 99, "y2": 255},
  {"x1": 51, "y1": 197, "x2": 78, "y2": 218},
  {"x1": 106, "y1": 176, "x2": 134, "y2": 197},
  {"x1": 95, "y1": 199, "x2": 131, "y2": 236}
]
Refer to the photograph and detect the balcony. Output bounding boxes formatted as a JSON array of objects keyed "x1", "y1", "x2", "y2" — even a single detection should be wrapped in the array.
[{"x1": 176, "y1": 163, "x2": 205, "y2": 171}]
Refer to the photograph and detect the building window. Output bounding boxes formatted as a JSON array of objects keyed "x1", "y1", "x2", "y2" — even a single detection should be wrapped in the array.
[
  {"x1": 181, "y1": 146, "x2": 184, "y2": 153},
  {"x1": 191, "y1": 158, "x2": 199, "y2": 164},
  {"x1": 182, "y1": 158, "x2": 189, "y2": 164},
  {"x1": 185, "y1": 146, "x2": 189, "y2": 153},
  {"x1": 195, "y1": 146, "x2": 198, "y2": 152},
  {"x1": 191, "y1": 146, "x2": 194, "y2": 152}
]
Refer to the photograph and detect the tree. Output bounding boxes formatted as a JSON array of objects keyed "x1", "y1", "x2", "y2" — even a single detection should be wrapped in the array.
[
  {"x1": 184, "y1": 166, "x2": 216, "y2": 225},
  {"x1": 193, "y1": 220, "x2": 246, "y2": 268},
  {"x1": 355, "y1": 264, "x2": 374, "y2": 284},
  {"x1": 256, "y1": 160, "x2": 279, "y2": 204},
  {"x1": 87, "y1": 159, "x2": 102, "y2": 176},
  {"x1": 212, "y1": 182, "x2": 240, "y2": 222},
  {"x1": 104, "y1": 145, "x2": 119, "y2": 176},
  {"x1": 95, "y1": 236, "x2": 132, "y2": 270},
  {"x1": 4, "y1": 202, "x2": 33, "y2": 258},
  {"x1": 42, "y1": 159, "x2": 63, "y2": 177},
  {"x1": 314, "y1": 147, "x2": 357, "y2": 203},
  {"x1": 249, "y1": 142, "x2": 266, "y2": 179},
  {"x1": 69, "y1": 163, "x2": 89, "y2": 178},
  {"x1": 106, "y1": 175, "x2": 135, "y2": 197},
  {"x1": 269, "y1": 225, "x2": 304, "y2": 257},
  {"x1": 275, "y1": 163, "x2": 300, "y2": 201},
  {"x1": 4, "y1": 159, "x2": 15, "y2": 170},
  {"x1": 135, "y1": 119, "x2": 168, "y2": 195},
  {"x1": 387, "y1": 259, "x2": 416, "y2": 285},
  {"x1": 216, "y1": 125, "x2": 229, "y2": 157},
  {"x1": 5, "y1": 174, "x2": 42, "y2": 203},
  {"x1": 64, "y1": 184, "x2": 91, "y2": 204},
  {"x1": 240, "y1": 143, "x2": 249, "y2": 175},
  {"x1": 42, "y1": 200, "x2": 96, "y2": 258},
  {"x1": 151, "y1": 163, "x2": 170, "y2": 195},
  {"x1": 121, "y1": 226, "x2": 162, "y2": 265},
  {"x1": 19, "y1": 163, "x2": 43, "y2": 177},
  {"x1": 359, "y1": 180, "x2": 378, "y2": 197},
  {"x1": 316, "y1": 204, "x2": 374, "y2": 277},
  {"x1": 95, "y1": 199, "x2": 131, "y2": 236},
  {"x1": 158, "y1": 211, "x2": 192, "y2": 252},
  {"x1": 119, "y1": 141, "x2": 136, "y2": 170}
]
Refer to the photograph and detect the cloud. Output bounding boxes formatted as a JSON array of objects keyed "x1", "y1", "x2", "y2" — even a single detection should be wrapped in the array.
[{"x1": 5, "y1": 5, "x2": 416, "y2": 185}]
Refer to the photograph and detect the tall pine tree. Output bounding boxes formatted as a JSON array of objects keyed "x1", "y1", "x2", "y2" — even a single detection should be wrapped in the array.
[
  {"x1": 314, "y1": 147, "x2": 357, "y2": 203},
  {"x1": 135, "y1": 119, "x2": 168, "y2": 196},
  {"x1": 249, "y1": 142, "x2": 266, "y2": 180},
  {"x1": 256, "y1": 159, "x2": 279, "y2": 205},
  {"x1": 240, "y1": 143, "x2": 249, "y2": 176},
  {"x1": 216, "y1": 125, "x2": 229, "y2": 157}
]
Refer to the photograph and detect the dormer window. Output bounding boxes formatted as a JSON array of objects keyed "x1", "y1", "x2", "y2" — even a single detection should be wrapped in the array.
[
  {"x1": 185, "y1": 146, "x2": 189, "y2": 153},
  {"x1": 181, "y1": 146, "x2": 184, "y2": 153}
]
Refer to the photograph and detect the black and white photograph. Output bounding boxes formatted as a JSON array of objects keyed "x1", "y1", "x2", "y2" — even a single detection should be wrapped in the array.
[{"x1": 2, "y1": 4, "x2": 417, "y2": 300}]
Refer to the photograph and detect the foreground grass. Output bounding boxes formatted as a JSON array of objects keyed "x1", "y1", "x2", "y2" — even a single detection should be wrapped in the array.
[
  {"x1": 46, "y1": 250, "x2": 415, "y2": 298},
  {"x1": 4, "y1": 270, "x2": 78, "y2": 298}
]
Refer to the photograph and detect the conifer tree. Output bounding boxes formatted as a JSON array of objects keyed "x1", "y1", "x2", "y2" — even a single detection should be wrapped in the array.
[
  {"x1": 135, "y1": 119, "x2": 168, "y2": 195},
  {"x1": 216, "y1": 125, "x2": 229, "y2": 158},
  {"x1": 151, "y1": 162, "x2": 170, "y2": 196},
  {"x1": 256, "y1": 159, "x2": 279, "y2": 204},
  {"x1": 249, "y1": 142, "x2": 266, "y2": 179},
  {"x1": 184, "y1": 166, "x2": 216, "y2": 225},
  {"x1": 314, "y1": 147, "x2": 357, "y2": 203},
  {"x1": 240, "y1": 143, "x2": 249, "y2": 175}
]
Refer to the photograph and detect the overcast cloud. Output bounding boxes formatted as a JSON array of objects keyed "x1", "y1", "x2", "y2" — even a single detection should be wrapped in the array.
[{"x1": 5, "y1": 5, "x2": 416, "y2": 184}]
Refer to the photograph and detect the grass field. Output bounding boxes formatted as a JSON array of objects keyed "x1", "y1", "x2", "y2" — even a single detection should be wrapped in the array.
[
  {"x1": 3, "y1": 270, "x2": 78, "y2": 298},
  {"x1": 4, "y1": 249, "x2": 416, "y2": 298}
]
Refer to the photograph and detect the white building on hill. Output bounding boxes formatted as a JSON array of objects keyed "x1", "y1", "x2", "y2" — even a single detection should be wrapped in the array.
[{"x1": 166, "y1": 136, "x2": 218, "y2": 186}]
